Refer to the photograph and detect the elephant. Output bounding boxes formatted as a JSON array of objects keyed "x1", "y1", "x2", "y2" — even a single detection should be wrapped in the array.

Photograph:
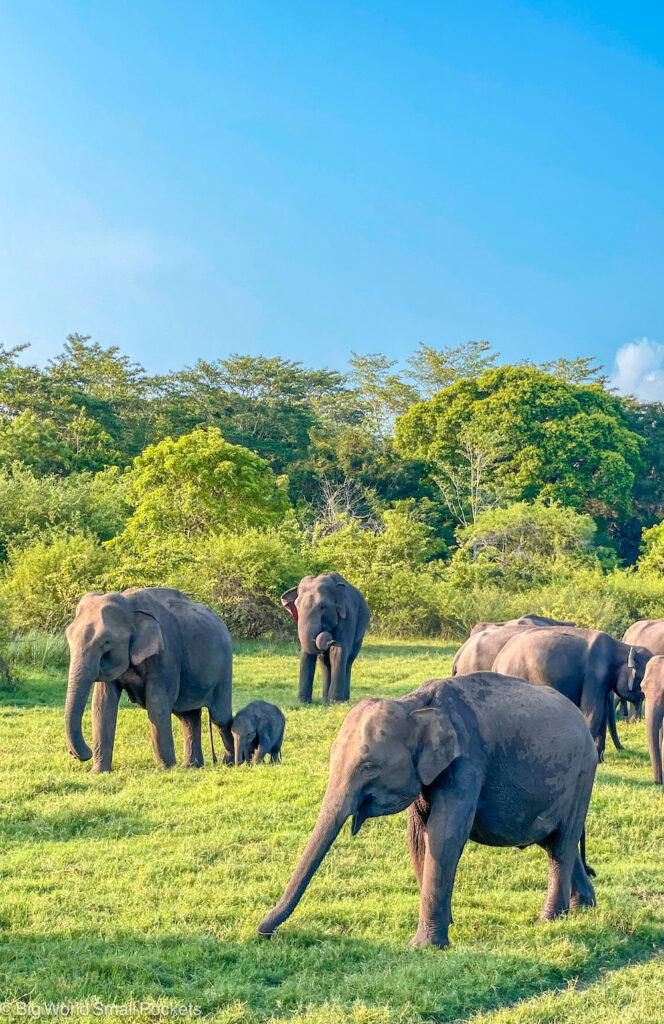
[
  {"x1": 615, "y1": 620, "x2": 664, "y2": 722},
  {"x1": 640, "y1": 656, "x2": 664, "y2": 790},
  {"x1": 231, "y1": 700, "x2": 285, "y2": 764},
  {"x1": 65, "y1": 587, "x2": 233, "y2": 772},
  {"x1": 493, "y1": 626, "x2": 651, "y2": 760},
  {"x1": 281, "y1": 572, "x2": 370, "y2": 703},
  {"x1": 469, "y1": 614, "x2": 575, "y2": 637},
  {"x1": 623, "y1": 618, "x2": 664, "y2": 655},
  {"x1": 258, "y1": 672, "x2": 597, "y2": 949},
  {"x1": 453, "y1": 616, "x2": 575, "y2": 675}
]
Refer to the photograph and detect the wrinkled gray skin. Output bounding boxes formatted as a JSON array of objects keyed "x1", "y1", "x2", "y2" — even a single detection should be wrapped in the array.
[
  {"x1": 493, "y1": 627, "x2": 651, "y2": 761},
  {"x1": 453, "y1": 616, "x2": 576, "y2": 675},
  {"x1": 282, "y1": 572, "x2": 370, "y2": 703},
  {"x1": 614, "y1": 620, "x2": 664, "y2": 722},
  {"x1": 469, "y1": 614, "x2": 575, "y2": 637},
  {"x1": 65, "y1": 588, "x2": 233, "y2": 772},
  {"x1": 640, "y1": 656, "x2": 664, "y2": 791},
  {"x1": 258, "y1": 673, "x2": 597, "y2": 949},
  {"x1": 232, "y1": 700, "x2": 285, "y2": 765}
]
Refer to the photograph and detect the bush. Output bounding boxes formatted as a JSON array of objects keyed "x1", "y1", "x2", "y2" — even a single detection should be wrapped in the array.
[
  {"x1": 0, "y1": 532, "x2": 117, "y2": 632},
  {"x1": 639, "y1": 520, "x2": 664, "y2": 574}
]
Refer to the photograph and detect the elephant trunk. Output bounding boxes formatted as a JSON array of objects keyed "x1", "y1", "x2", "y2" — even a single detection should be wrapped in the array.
[
  {"x1": 233, "y1": 734, "x2": 243, "y2": 766},
  {"x1": 315, "y1": 631, "x2": 334, "y2": 653},
  {"x1": 64, "y1": 653, "x2": 97, "y2": 761},
  {"x1": 258, "y1": 788, "x2": 350, "y2": 936},
  {"x1": 645, "y1": 698, "x2": 664, "y2": 788}
]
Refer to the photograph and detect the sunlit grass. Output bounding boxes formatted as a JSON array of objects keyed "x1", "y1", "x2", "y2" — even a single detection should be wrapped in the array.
[{"x1": 0, "y1": 637, "x2": 662, "y2": 1022}]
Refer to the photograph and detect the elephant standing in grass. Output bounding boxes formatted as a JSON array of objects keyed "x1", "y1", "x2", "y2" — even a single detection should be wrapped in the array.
[
  {"x1": 640, "y1": 657, "x2": 664, "y2": 790},
  {"x1": 232, "y1": 701, "x2": 285, "y2": 764},
  {"x1": 258, "y1": 673, "x2": 597, "y2": 949},
  {"x1": 281, "y1": 573, "x2": 370, "y2": 704},
  {"x1": 65, "y1": 588, "x2": 233, "y2": 772},
  {"x1": 493, "y1": 627, "x2": 651, "y2": 760}
]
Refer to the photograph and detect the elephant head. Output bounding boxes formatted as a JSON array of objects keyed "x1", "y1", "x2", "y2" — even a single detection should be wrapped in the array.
[
  {"x1": 231, "y1": 713, "x2": 257, "y2": 765},
  {"x1": 258, "y1": 697, "x2": 460, "y2": 937},
  {"x1": 615, "y1": 644, "x2": 651, "y2": 705},
  {"x1": 640, "y1": 656, "x2": 664, "y2": 788},
  {"x1": 64, "y1": 592, "x2": 164, "y2": 761},
  {"x1": 281, "y1": 574, "x2": 347, "y2": 656}
]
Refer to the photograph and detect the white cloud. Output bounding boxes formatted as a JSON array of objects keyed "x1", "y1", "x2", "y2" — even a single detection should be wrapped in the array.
[{"x1": 611, "y1": 338, "x2": 664, "y2": 402}]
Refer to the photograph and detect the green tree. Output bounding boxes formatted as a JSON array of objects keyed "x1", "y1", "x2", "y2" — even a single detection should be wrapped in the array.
[
  {"x1": 639, "y1": 520, "x2": 664, "y2": 574},
  {"x1": 450, "y1": 500, "x2": 600, "y2": 589},
  {"x1": 395, "y1": 366, "x2": 642, "y2": 528},
  {"x1": 119, "y1": 428, "x2": 291, "y2": 545},
  {"x1": 406, "y1": 340, "x2": 498, "y2": 396},
  {"x1": 347, "y1": 352, "x2": 418, "y2": 440}
]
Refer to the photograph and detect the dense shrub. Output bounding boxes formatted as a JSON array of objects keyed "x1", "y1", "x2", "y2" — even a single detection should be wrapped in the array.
[
  {"x1": 0, "y1": 532, "x2": 117, "y2": 631},
  {"x1": 639, "y1": 520, "x2": 664, "y2": 574}
]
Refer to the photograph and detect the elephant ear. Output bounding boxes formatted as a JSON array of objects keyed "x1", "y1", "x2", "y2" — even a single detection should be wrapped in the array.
[
  {"x1": 130, "y1": 611, "x2": 164, "y2": 666},
  {"x1": 410, "y1": 707, "x2": 461, "y2": 786},
  {"x1": 335, "y1": 581, "x2": 348, "y2": 620},
  {"x1": 281, "y1": 587, "x2": 299, "y2": 623}
]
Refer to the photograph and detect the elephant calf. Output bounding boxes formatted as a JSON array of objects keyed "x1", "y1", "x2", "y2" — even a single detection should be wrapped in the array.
[
  {"x1": 641, "y1": 657, "x2": 664, "y2": 791},
  {"x1": 258, "y1": 672, "x2": 597, "y2": 949},
  {"x1": 231, "y1": 701, "x2": 285, "y2": 764}
]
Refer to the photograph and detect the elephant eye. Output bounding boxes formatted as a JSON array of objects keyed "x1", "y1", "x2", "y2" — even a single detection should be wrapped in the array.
[{"x1": 360, "y1": 762, "x2": 378, "y2": 773}]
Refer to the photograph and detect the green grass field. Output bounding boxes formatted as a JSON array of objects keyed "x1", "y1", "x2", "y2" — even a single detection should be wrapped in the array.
[{"x1": 1, "y1": 638, "x2": 663, "y2": 1023}]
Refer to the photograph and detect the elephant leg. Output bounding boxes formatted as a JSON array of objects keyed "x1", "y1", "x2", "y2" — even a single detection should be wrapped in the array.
[
  {"x1": 409, "y1": 774, "x2": 479, "y2": 949},
  {"x1": 253, "y1": 742, "x2": 269, "y2": 764},
  {"x1": 298, "y1": 652, "x2": 317, "y2": 703},
  {"x1": 319, "y1": 654, "x2": 331, "y2": 703},
  {"x1": 145, "y1": 682, "x2": 177, "y2": 769},
  {"x1": 328, "y1": 645, "x2": 349, "y2": 703},
  {"x1": 539, "y1": 840, "x2": 576, "y2": 920},
  {"x1": 175, "y1": 709, "x2": 204, "y2": 768},
  {"x1": 344, "y1": 651, "x2": 358, "y2": 700},
  {"x1": 270, "y1": 723, "x2": 285, "y2": 763},
  {"x1": 407, "y1": 796, "x2": 430, "y2": 891},
  {"x1": 209, "y1": 690, "x2": 234, "y2": 763},
  {"x1": 91, "y1": 681, "x2": 120, "y2": 773},
  {"x1": 570, "y1": 850, "x2": 596, "y2": 911}
]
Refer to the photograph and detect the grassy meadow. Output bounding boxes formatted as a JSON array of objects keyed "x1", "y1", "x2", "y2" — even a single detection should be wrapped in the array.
[{"x1": 1, "y1": 638, "x2": 663, "y2": 1023}]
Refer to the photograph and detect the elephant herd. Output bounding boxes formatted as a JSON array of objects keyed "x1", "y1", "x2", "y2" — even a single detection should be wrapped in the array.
[{"x1": 62, "y1": 579, "x2": 664, "y2": 951}]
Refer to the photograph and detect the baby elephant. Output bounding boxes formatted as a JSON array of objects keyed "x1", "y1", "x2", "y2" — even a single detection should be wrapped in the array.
[{"x1": 232, "y1": 701, "x2": 285, "y2": 765}]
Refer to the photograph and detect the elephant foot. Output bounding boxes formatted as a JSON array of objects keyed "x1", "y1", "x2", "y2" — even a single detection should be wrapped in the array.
[
  {"x1": 90, "y1": 764, "x2": 111, "y2": 774},
  {"x1": 408, "y1": 927, "x2": 449, "y2": 950},
  {"x1": 570, "y1": 892, "x2": 596, "y2": 911}
]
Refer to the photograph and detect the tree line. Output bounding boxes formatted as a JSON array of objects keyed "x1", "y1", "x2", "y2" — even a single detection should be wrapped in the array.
[{"x1": 0, "y1": 334, "x2": 663, "y2": 645}]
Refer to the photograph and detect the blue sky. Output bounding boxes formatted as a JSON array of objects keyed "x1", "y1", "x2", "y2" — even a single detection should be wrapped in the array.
[{"x1": 1, "y1": 1, "x2": 663, "y2": 394}]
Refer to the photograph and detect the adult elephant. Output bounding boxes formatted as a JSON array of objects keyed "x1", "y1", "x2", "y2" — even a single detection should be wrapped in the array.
[
  {"x1": 65, "y1": 587, "x2": 233, "y2": 772},
  {"x1": 493, "y1": 627, "x2": 651, "y2": 759},
  {"x1": 469, "y1": 614, "x2": 575, "y2": 637},
  {"x1": 453, "y1": 616, "x2": 575, "y2": 675},
  {"x1": 258, "y1": 673, "x2": 597, "y2": 949},
  {"x1": 281, "y1": 573, "x2": 370, "y2": 703},
  {"x1": 623, "y1": 618, "x2": 664, "y2": 654},
  {"x1": 640, "y1": 657, "x2": 664, "y2": 790}
]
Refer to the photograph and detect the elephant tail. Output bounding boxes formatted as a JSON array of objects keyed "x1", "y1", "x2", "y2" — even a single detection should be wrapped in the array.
[
  {"x1": 580, "y1": 827, "x2": 596, "y2": 878},
  {"x1": 208, "y1": 710, "x2": 217, "y2": 765}
]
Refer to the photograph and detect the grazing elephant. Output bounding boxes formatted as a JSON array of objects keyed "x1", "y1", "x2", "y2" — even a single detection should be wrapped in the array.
[
  {"x1": 453, "y1": 616, "x2": 574, "y2": 675},
  {"x1": 281, "y1": 573, "x2": 370, "y2": 703},
  {"x1": 640, "y1": 657, "x2": 664, "y2": 790},
  {"x1": 232, "y1": 700, "x2": 285, "y2": 764},
  {"x1": 65, "y1": 587, "x2": 233, "y2": 772},
  {"x1": 469, "y1": 614, "x2": 575, "y2": 637},
  {"x1": 258, "y1": 673, "x2": 597, "y2": 949},
  {"x1": 615, "y1": 620, "x2": 663, "y2": 722},
  {"x1": 493, "y1": 627, "x2": 651, "y2": 759}
]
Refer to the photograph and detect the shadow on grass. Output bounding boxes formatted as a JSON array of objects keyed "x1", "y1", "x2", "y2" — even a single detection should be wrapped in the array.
[{"x1": 1, "y1": 920, "x2": 663, "y2": 1022}]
